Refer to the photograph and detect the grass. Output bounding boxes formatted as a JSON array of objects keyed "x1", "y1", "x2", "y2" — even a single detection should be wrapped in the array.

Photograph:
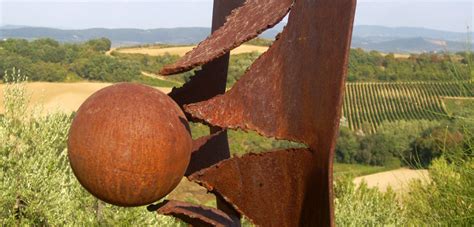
[
  {"x1": 442, "y1": 96, "x2": 474, "y2": 118},
  {"x1": 133, "y1": 74, "x2": 182, "y2": 88},
  {"x1": 114, "y1": 43, "x2": 184, "y2": 51},
  {"x1": 190, "y1": 122, "x2": 304, "y2": 157},
  {"x1": 334, "y1": 163, "x2": 398, "y2": 178},
  {"x1": 244, "y1": 38, "x2": 273, "y2": 47}
]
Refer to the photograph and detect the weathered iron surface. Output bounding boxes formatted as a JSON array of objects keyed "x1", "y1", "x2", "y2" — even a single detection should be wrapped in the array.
[
  {"x1": 186, "y1": 131, "x2": 229, "y2": 176},
  {"x1": 68, "y1": 83, "x2": 192, "y2": 207},
  {"x1": 169, "y1": 58, "x2": 230, "y2": 113},
  {"x1": 189, "y1": 149, "x2": 314, "y2": 226},
  {"x1": 184, "y1": 0, "x2": 356, "y2": 150},
  {"x1": 168, "y1": 0, "x2": 246, "y2": 110},
  {"x1": 167, "y1": 0, "x2": 246, "y2": 225},
  {"x1": 160, "y1": 0, "x2": 293, "y2": 75},
  {"x1": 184, "y1": 0, "x2": 357, "y2": 225},
  {"x1": 149, "y1": 200, "x2": 239, "y2": 227}
]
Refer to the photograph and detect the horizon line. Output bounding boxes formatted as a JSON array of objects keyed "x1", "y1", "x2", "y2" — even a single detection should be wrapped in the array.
[{"x1": 1, "y1": 24, "x2": 472, "y2": 34}]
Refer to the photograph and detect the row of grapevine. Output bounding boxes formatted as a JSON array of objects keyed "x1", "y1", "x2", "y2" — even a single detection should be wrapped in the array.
[{"x1": 342, "y1": 81, "x2": 473, "y2": 133}]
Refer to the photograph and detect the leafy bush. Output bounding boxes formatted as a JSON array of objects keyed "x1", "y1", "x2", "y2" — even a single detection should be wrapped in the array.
[
  {"x1": 406, "y1": 125, "x2": 464, "y2": 168},
  {"x1": 335, "y1": 121, "x2": 442, "y2": 167},
  {"x1": 244, "y1": 38, "x2": 273, "y2": 47},
  {"x1": 404, "y1": 158, "x2": 474, "y2": 225},
  {"x1": 348, "y1": 49, "x2": 470, "y2": 82},
  {"x1": 86, "y1": 38, "x2": 112, "y2": 52},
  {"x1": 334, "y1": 175, "x2": 405, "y2": 226},
  {"x1": 71, "y1": 55, "x2": 140, "y2": 82},
  {"x1": 227, "y1": 52, "x2": 260, "y2": 86},
  {"x1": 403, "y1": 129, "x2": 473, "y2": 225},
  {"x1": 190, "y1": 122, "x2": 303, "y2": 156},
  {"x1": 335, "y1": 127, "x2": 359, "y2": 163}
]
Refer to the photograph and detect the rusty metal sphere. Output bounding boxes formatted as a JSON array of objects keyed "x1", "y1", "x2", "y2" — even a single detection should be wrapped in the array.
[{"x1": 68, "y1": 83, "x2": 192, "y2": 207}]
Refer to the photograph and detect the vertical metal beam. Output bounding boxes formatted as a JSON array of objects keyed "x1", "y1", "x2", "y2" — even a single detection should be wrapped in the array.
[{"x1": 208, "y1": 0, "x2": 246, "y2": 224}]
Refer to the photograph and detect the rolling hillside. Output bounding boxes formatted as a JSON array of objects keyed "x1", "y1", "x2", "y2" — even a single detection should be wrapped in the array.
[
  {"x1": 0, "y1": 27, "x2": 211, "y2": 45},
  {"x1": 342, "y1": 81, "x2": 473, "y2": 133},
  {"x1": 1, "y1": 25, "x2": 471, "y2": 52},
  {"x1": 352, "y1": 37, "x2": 467, "y2": 53}
]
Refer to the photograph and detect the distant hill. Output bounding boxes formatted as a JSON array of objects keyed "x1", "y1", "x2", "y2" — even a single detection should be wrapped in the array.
[
  {"x1": 0, "y1": 25, "x2": 472, "y2": 52},
  {"x1": 353, "y1": 25, "x2": 472, "y2": 43},
  {"x1": 0, "y1": 26, "x2": 211, "y2": 46},
  {"x1": 352, "y1": 37, "x2": 467, "y2": 53},
  {"x1": 351, "y1": 26, "x2": 471, "y2": 53}
]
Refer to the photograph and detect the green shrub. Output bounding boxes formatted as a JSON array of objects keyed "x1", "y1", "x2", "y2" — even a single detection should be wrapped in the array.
[
  {"x1": 71, "y1": 55, "x2": 140, "y2": 82},
  {"x1": 335, "y1": 121, "x2": 442, "y2": 167},
  {"x1": 227, "y1": 52, "x2": 261, "y2": 86},
  {"x1": 334, "y1": 175, "x2": 405, "y2": 226},
  {"x1": 404, "y1": 157, "x2": 473, "y2": 225},
  {"x1": 335, "y1": 127, "x2": 359, "y2": 163},
  {"x1": 406, "y1": 125, "x2": 465, "y2": 168},
  {"x1": 86, "y1": 38, "x2": 112, "y2": 52},
  {"x1": 244, "y1": 38, "x2": 273, "y2": 47},
  {"x1": 190, "y1": 122, "x2": 303, "y2": 156}
]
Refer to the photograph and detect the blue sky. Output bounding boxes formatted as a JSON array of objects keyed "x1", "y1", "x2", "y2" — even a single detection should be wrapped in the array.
[{"x1": 0, "y1": 0, "x2": 472, "y2": 32}]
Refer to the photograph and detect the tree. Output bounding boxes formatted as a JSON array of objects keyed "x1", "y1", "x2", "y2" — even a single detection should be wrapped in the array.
[
  {"x1": 335, "y1": 127, "x2": 359, "y2": 163},
  {"x1": 86, "y1": 38, "x2": 112, "y2": 52},
  {"x1": 71, "y1": 55, "x2": 140, "y2": 82}
]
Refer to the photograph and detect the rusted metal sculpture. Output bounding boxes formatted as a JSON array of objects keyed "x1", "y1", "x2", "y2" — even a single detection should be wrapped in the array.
[
  {"x1": 68, "y1": 0, "x2": 356, "y2": 226},
  {"x1": 68, "y1": 83, "x2": 192, "y2": 206}
]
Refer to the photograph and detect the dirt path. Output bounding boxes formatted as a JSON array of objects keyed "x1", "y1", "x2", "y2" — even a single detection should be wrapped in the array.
[
  {"x1": 105, "y1": 48, "x2": 116, "y2": 56},
  {"x1": 116, "y1": 44, "x2": 268, "y2": 56},
  {"x1": 0, "y1": 82, "x2": 172, "y2": 114},
  {"x1": 354, "y1": 168, "x2": 429, "y2": 192},
  {"x1": 141, "y1": 71, "x2": 172, "y2": 80}
]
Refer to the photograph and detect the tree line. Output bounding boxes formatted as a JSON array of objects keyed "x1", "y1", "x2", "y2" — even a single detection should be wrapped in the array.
[
  {"x1": 1, "y1": 38, "x2": 471, "y2": 85},
  {"x1": 0, "y1": 38, "x2": 141, "y2": 82}
]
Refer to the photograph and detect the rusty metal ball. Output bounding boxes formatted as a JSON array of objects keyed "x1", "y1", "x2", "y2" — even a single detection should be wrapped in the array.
[{"x1": 68, "y1": 83, "x2": 192, "y2": 207}]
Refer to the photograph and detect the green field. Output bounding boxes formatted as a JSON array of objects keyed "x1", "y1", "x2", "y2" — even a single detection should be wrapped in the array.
[
  {"x1": 333, "y1": 163, "x2": 398, "y2": 178},
  {"x1": 343, "y1": 81, "x2": 473, "y2": 133}
]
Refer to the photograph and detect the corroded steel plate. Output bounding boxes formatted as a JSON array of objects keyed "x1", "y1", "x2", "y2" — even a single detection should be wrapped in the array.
[
  {"x1": 184, "y1": 0, "x2": 357, "y2": 225},
  {"x1": 189, "y1": 149, "x2": 314, "y2": 227},
  {"x1": 151, "y1": 200, "x2": 239, "y2": 227},
  {"x1": 185, "y1": 0, "x2": 356, "y2": 152},
  {"x1": 160, "y1": 0, "x2": 293, "y2": 75}
]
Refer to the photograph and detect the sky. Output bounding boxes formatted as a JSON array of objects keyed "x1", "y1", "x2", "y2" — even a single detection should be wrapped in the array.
[{"x1": 0, "y1": 0, "x2": 472, "y2": 32}]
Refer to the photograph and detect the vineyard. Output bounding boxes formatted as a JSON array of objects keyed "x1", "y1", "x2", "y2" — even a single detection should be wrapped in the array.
[{"x1": 342, "y1": 81, "x2": 473, "y2": 133}]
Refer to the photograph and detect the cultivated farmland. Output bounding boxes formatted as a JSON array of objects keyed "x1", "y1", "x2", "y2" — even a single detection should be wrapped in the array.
[
  {"x1": 115, "y1": 44, "x2": 268, "y2": 56},
  {"x1": 342, "y1": 81, "x2": 473, "y2": 132}
]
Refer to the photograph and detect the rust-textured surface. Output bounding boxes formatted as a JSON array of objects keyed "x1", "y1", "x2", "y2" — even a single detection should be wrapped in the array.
[
  {"x1": 169, "y1": 58, "x2": 230, "y2": 112},
  {"x1": 169, "y1": 0, "x2": 245, "y2": 110},
  {"x1": 189, "y1": 149, "x2": 314, "y2": 226},
  {"x1": 185, "y1": 0, "x2": 357, "y2": 225},
  {"x1": 150, "y1": 200, "x2": 239, "y2": 227},
  {"x1": 168, "y1": 0, "x2": 245, "y2": 225},
  {"x1": 160, "y1": 0, "x2": 293, "y2": 75},
  {"x1": 186, "y1": 131, "x2": 229, "y2": 176},
  {"x1": 68, "y1": 83, "x2": 192, "y2": 206}
]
